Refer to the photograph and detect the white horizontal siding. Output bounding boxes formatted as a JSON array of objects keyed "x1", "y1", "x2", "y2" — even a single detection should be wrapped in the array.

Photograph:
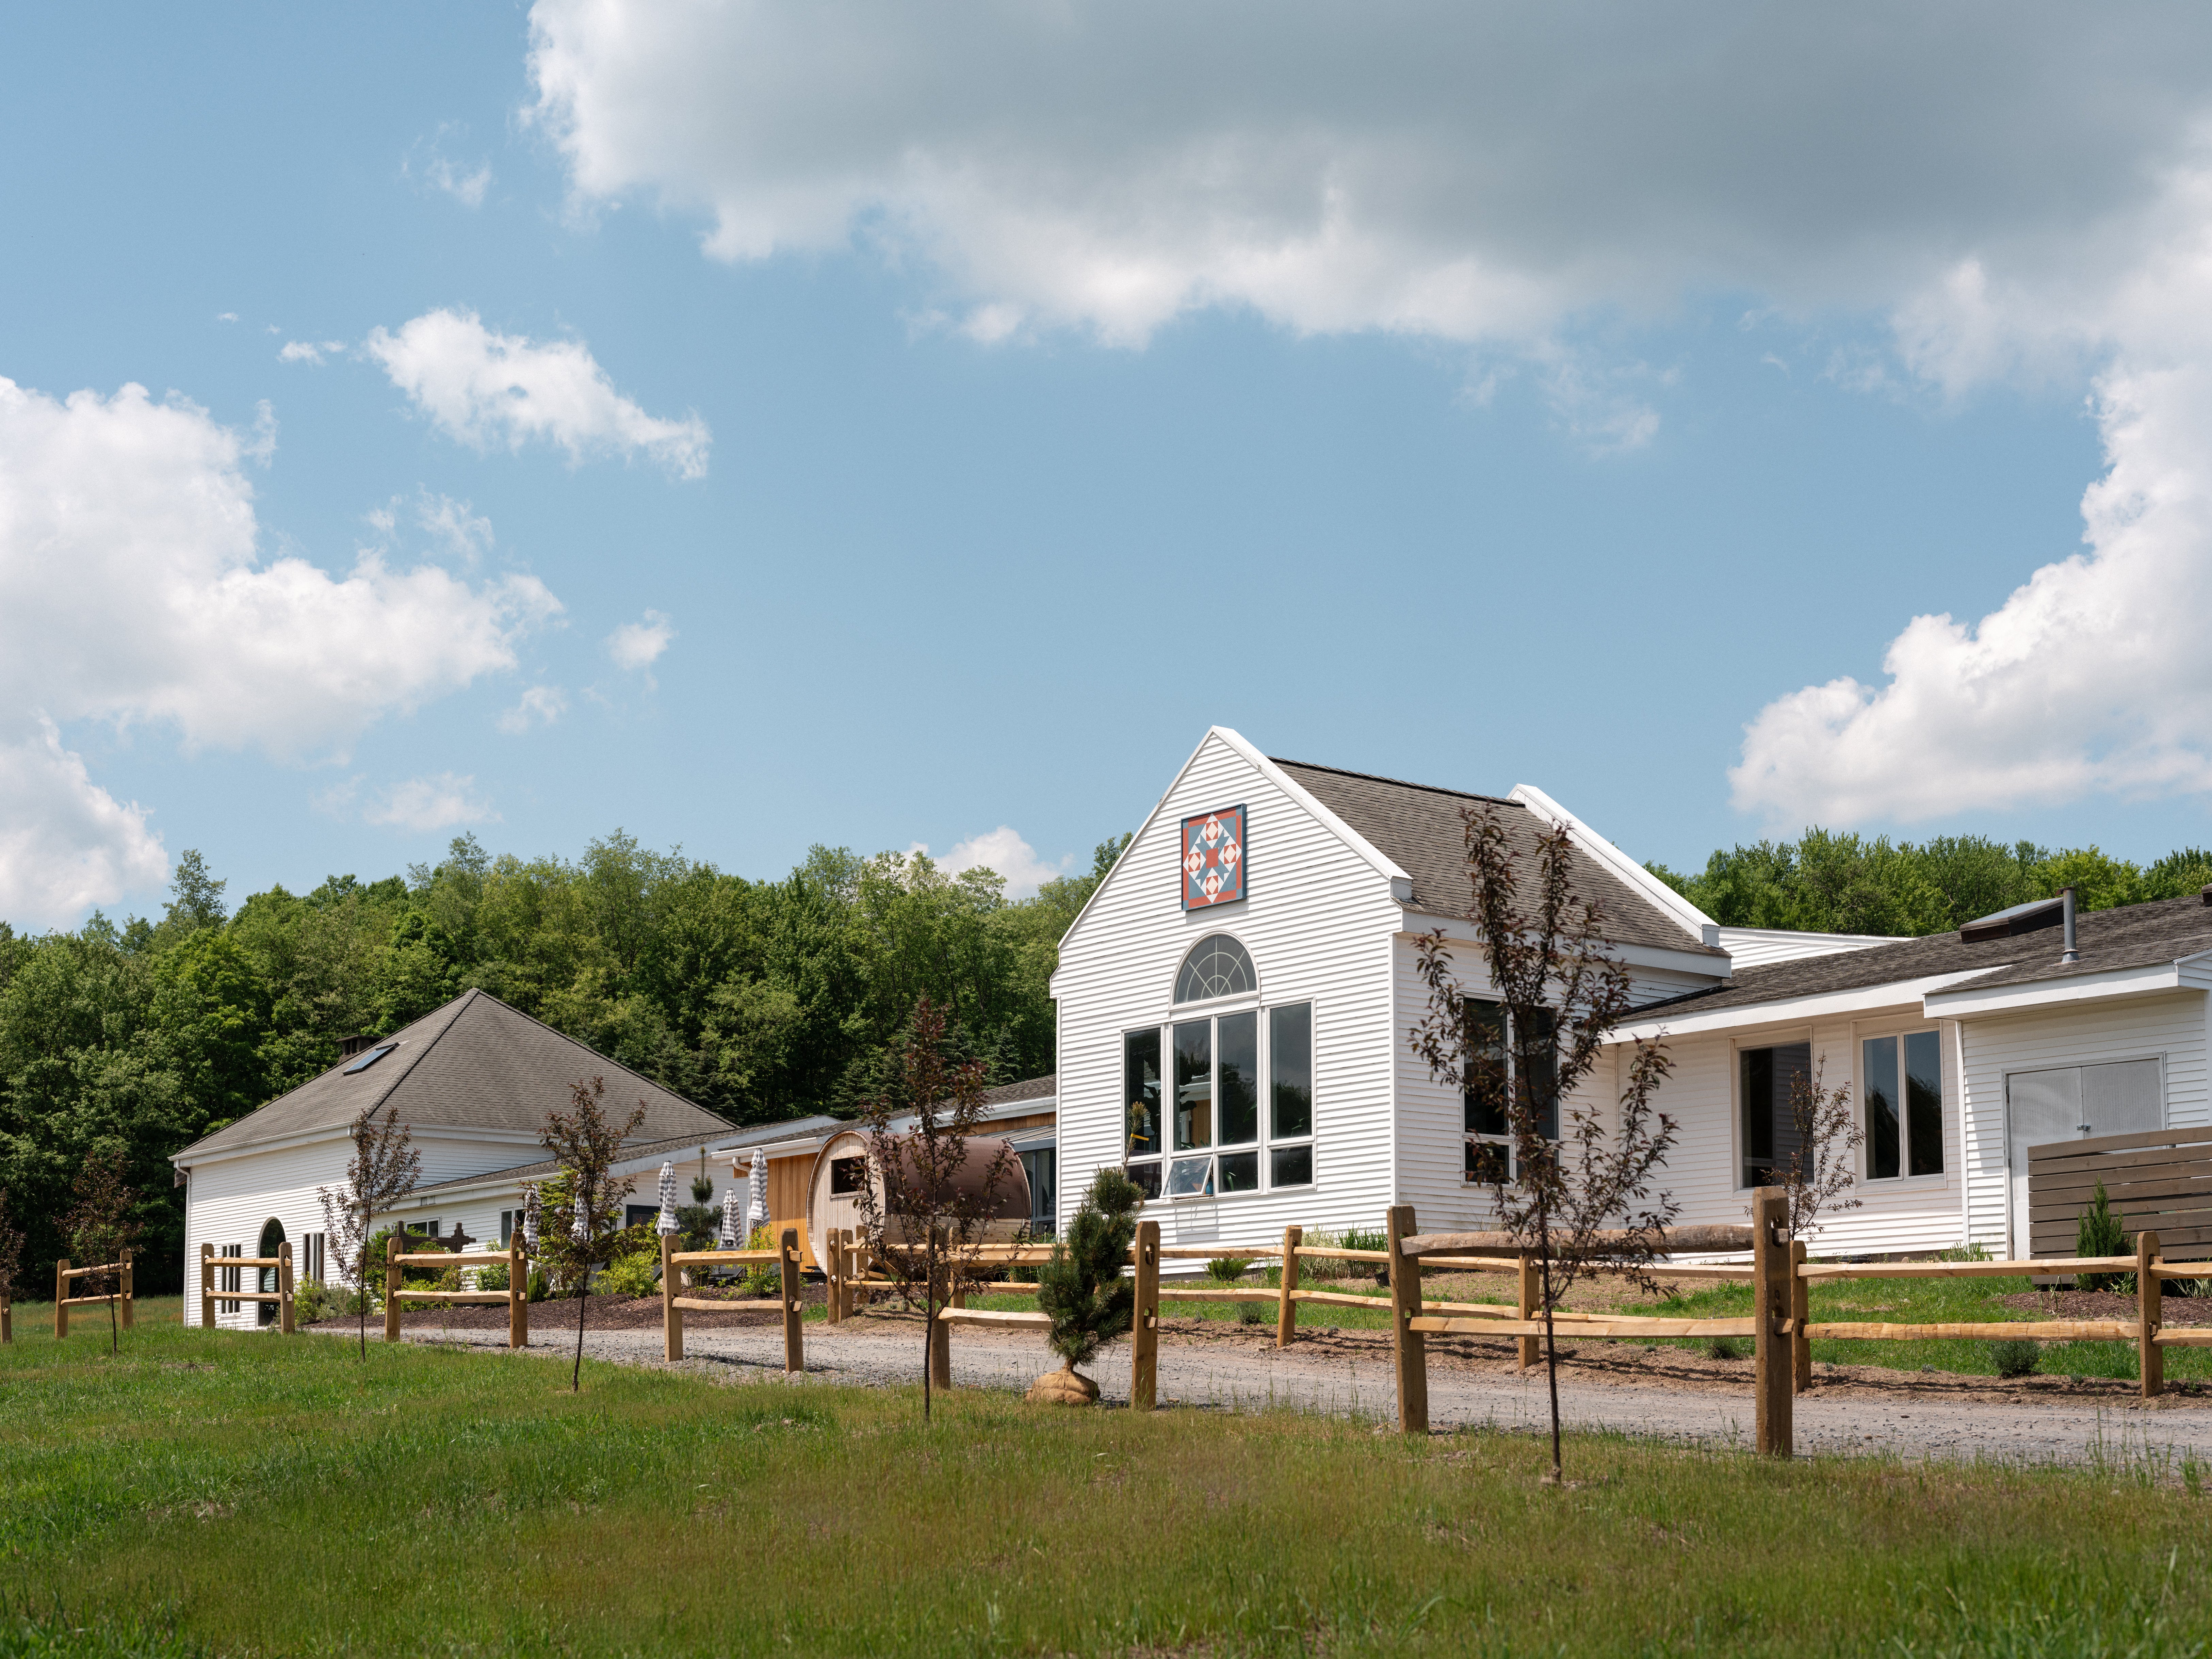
[
  {"x1": 1055, "y1": 731, "x2": 1404, "y2": 1253},
  {"x1": 183, "y1": 1137, "x2": 349, "y2": 1330},
  {"x1": 1955, "y1": 990, "x2": 2210, "y2": 1253},
  {"x1": 1717, "y1": 928, "x2": 1903, "y2": 969}
]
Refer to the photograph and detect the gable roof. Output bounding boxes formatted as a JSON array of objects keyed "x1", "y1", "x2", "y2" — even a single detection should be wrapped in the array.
[
  {"x1": 173, "y1": 988, "x2": 738, "y2": 1162},
  {"x1": 1624, "y1": 892, "x2": 2212, "y2": 1023},
  {"x1": 1271, "y1": 759, "x2": 1723, "y2": 958}
]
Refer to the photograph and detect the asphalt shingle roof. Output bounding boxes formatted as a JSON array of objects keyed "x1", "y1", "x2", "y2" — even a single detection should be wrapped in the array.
[
  {"x1": 174, "y1": 988, "x2": 739, "y2": 1161},
  {"x1": 1271, "y1": 759, "x2": 1720, "y2": 957},
  {"x1": 1628, "y1": 892, "x2": 2212, "y2": 1020}
]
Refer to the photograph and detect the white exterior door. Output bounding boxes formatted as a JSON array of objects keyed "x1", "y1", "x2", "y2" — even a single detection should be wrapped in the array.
[{"x1": 2005, "y1": 1058, "x2": 2163, "y2": 1257}]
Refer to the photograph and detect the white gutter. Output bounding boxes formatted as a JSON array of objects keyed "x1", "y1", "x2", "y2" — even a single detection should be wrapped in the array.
[
  {"x1": 1401, "y1": 913, "x2": 1728, "y2": 980},
  {"x1": 1923, "y1": 953, "x2": 2212, "y2": 1018},
  {"x1": 1613, "y1": 967, "x2": 2005, "y2": 1041}
]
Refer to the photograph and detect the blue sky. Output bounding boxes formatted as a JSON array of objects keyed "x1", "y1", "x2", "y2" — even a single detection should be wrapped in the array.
[{"x1": 6, "y1": 5, "x2": 2212, "y2": 928}]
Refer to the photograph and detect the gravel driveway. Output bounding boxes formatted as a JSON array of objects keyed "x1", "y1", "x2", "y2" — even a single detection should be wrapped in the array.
[{"x1": 339, "y1": 1312, "x2": 2212, "y2": 1470}]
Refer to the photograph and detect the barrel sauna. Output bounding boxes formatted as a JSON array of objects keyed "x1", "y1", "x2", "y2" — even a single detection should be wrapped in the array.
[{"x1": 806, "y1": 1128, "x2": 1032, "y2": 1255}]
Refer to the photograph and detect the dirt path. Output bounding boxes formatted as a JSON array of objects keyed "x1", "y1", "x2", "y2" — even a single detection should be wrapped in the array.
[{"x1": 323, "y1": 1311, "x2": 2212, "y2": 1470}]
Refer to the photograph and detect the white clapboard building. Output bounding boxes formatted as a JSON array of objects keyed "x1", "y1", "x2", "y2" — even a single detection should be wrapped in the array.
[
  {"x1": 170, "y1": 989, "x2": 750, "y2": 1328},
  {"x1": 1051, "y1": 727, "x2": 2212, "y2": 1259}
]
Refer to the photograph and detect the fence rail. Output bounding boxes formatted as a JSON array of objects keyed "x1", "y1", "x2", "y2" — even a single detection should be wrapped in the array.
[
  {"x1": 385, "y1": 1234, "x2": 525, "y2": 1348},
  {"x1": 54, "y1": 1251, "x2": 136, "y2": 1338}
]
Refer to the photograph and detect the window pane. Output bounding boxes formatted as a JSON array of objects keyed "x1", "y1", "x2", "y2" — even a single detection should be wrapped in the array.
[
  {"x1": 1126, "y1": 1160, "x2": 1161, "y2": 1199},
  {"x1": 1270, "y1": 1144, "x2": 1313, "y2": 1187},
  {"x1": 1124, "y1": 1028, "x2": 1162, "y2": 1158},
  {"x1": 1864, "y1": 1036, "x2": 1900, "y2": 1180},
  {"x1": 1174, "y1": 933, "x2": 1255, "y2": 1002},
  {"x1": 1167, "y1": 1155, "x2": 1214, "y2": 1198},
  {"x1": 1218, "y1": 1151, "x2": 1260, "y2": 1192},
  {"x1": 1465, "y1": 1139, "x2": 1508, "y2": 1184},
  {"x1": 1464, "y1": 1001, "x2": 1508, "y2": 1137},
  {"x1": 1173, "y1": 1020, "x2": 1213, "y2": 1149},
  {"x1": 1219, "y1": 1011, "x2": 1258, "y2": 1144},
  {"x1": 1740, "y1": 1043, "x2": 1810, "y2": 1188},
  {"x1": 830, "y1": 1156, "x2": 867, "y2": 1195},
  {"x1": 1905, "y1": 1030, "x2": 1943, "y2": 1176},
  {"x1": 1270, "y1": 1003, "x2": 1313, "y2": 1139},
  {"x1": 1520, "y1": 1007, "x2": 1560, "y2": 1141}
]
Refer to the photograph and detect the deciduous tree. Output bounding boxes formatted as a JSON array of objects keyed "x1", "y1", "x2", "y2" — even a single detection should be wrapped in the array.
[
  {"x1": 316, "y1": 1104, "x2": 421, "y2": 1358},
  {"x1": 61, "y1": 1147, "x2": 142, "y2": 1354},
  {"x1": 536, "y1": 1077, "x2": 648, "y2": 1392}
]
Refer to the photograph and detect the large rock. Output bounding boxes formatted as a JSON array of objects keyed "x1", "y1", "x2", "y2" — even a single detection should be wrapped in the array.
[{"x1": 1026, "y1": 1366, "x2": 1100, "y2": 1406}]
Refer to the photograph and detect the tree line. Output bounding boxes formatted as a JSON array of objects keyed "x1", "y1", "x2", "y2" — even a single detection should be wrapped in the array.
[
  {"x1": 0, "y1": 830, "x2": 1127, "y2": 1294},
  {"x1": 1647, "y1": 831, "x2": 2212, "y2": 938}
]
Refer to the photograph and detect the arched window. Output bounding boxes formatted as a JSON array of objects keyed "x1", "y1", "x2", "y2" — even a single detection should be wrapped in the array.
[
  {"x1": 257, "y1": 1217, "x2": 285, "y2": 1327},
  {"x1": 1174, "y1": 933, "x2": 1256, "y2": 1003}
]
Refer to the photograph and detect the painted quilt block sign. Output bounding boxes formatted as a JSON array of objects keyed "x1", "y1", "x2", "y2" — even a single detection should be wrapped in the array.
[{"x1": 1181, "y1": 806, "x2": 1246, "y2": 909}]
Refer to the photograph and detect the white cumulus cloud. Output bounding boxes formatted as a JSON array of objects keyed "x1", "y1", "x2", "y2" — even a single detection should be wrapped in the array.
[
  {"x1": 363, "y1": 772, "x2": 499, "y2": 832},
  {"x1": 363, "y1": 308, "x2": 710, "y2": 476},
  {"x1": 0, "y1": 376, "x2": 559, "y2": 925},
  {"x1": 931, "y1": 826, "x2": 1073, "y2": 900},
  {"x1": 497, "y1": 684, "x2": 568, "y2": 733},
  {"x1": 606, "y1": 608, "x2": 675, "y2": 673}
]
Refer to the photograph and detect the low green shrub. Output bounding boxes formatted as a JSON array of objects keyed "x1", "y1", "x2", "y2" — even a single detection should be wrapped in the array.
[
  {"x1": 475, "y1": 1262, "x2": 509, "y2": 1292},
  {"x1": 1236, "y1": 1299, "x2": 1269, "y2": 1325},
  {"x1": 291, "y1": 1277, "x2": 332, "y2": 1324},
  {"x1": 1938, "y1": 1240, "x2": 1993, "y2": 1262},
  {"x1": 1990, "y1": 1338, "x2": 2042, "y2": 1379},
  {"x1": 526, "y1": 1267, "x2": 553, "y2": 1303},
  {"x1": 1706, "y1": 1337, "x2": 1743, "y2": 1361},
  {"x1": 1204, "y1": 1256, "x2": 1255, "y2": 1283},
  {"x1": 2077, "y1": 1179, "x2": 2131, "y2": 1292},
  {"x1": 599, "y1": 1251, "x2": 662, "y2": 1299},
  {"x1": 741, "y1": 1226, "x2": 779, "y2": 1296}
]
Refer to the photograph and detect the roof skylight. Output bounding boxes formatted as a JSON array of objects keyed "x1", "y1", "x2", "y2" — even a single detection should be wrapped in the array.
[{"x1": 343, "y1": 1043, "x2": 398, "y2": 1074}]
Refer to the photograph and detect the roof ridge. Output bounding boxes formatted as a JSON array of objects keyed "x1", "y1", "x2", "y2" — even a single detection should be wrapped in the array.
[
  {"x1": 1270, "y1": 756, "x2": 1516, "y2": 807},
  {"x1": 446, "y1": 989, "x2": 739, "y2": 1133}
]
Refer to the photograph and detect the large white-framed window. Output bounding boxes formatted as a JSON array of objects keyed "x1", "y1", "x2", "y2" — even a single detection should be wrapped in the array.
[
  {"x1": 1461, "y1": 998, "x2": 1558, "y2": 1182},
  {"x1": 1123, "y1": 994, "x2": 1314, "y2": 1198},
  {"x1": 1862, "y1": 1028, "x2": 1944, "y2": 1180}
]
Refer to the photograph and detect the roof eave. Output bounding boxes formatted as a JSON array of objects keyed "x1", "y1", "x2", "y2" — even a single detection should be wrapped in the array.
[
  {"x1": 1922, "y1": 956, "x2": 2206, "y2": 1018},
  {"x1": 1614, "y1": 966, "x2": 2007, "y2": 1041}
]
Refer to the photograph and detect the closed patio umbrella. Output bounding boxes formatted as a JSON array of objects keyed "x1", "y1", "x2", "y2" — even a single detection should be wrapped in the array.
[
  {"x1": 720, "y1": 1186, "x2": 741, "y2": 1249},
  {"x1": 656, "y1": 1161, "x2": 680, "y2": 1236},
  {"x1": 745, "y1": 1153, "x2": 769, "y2": 1243}
]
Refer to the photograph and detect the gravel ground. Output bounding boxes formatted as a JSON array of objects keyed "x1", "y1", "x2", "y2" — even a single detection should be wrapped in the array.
[{"x1": 323, "y1": 1310, "x2": 2212, "y2": 1469}]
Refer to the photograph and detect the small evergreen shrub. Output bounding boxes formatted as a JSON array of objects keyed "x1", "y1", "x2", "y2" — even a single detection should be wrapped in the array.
[
  {"x1": 1204, "y1": 1256, "x2": 1255, "y2": 1283},
  {"x1": 1705, "y1": 1337, "x2": 1743, "y2": 1361},
  {"x1": 599, "y1": 1250, "x2": 662, "y2": 1298},
  {"x1": 741, "y1": 1226, "x2": 779, "y2": 1296},
  {"x1": 292, "y1": 1277, "x2": 332, "y2": 1324},
  {"x1": 526, "y1": 1267, "x2": 553, "y2": 1303},
  {"x1": 1038, "y1": 1167, "x2": 1144, "y2": 1376},
  {"x1": 2076, "y1": 1179, "x2": 2131, "y2": 1291},
  {"x1": 1990, "y1": 1338, "x2": 2042, "y2": 1379},
  {"x1": 475, "y1": 1261, "x2": 509, "y2": 1292},
  {"x1": 1236, "y1": 1299, "x2": 1268, "y2": 1325}
]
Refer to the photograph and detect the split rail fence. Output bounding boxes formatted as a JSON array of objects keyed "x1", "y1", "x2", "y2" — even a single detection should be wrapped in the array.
[
  {"x1": 53, "y1": 1249, "x2": 136, "y2": 1339},
  {"x1": 384, "y1": 1234, "x2": 529, "y2": 1347},
  {"x1": 198, "y1": 1242, "x2": 281, "y2": 1332}
]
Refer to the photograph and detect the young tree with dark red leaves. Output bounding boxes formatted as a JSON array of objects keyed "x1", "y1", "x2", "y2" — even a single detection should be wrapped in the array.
[
  {"x1": 537, "y1": 1077, "x2": 648, "y2": 1393},
  {"x1": 1408, "y1": 806, "x2": 1678, "y2": 1485},
  {"x1": 856, "y1": 997, "x2": 1015, "y2": 1422},
  {"x1": 61, "y1": 1148, "x2": 143, "y2": 1355},
  {"x1": 318, "y1": 1104, "x2": 422, "y2": 1359}
]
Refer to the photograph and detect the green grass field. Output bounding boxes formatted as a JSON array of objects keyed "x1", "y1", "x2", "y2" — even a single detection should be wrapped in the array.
[{"x1": 3, "y1": 1299, "x2": 2211, "y2": 1656}]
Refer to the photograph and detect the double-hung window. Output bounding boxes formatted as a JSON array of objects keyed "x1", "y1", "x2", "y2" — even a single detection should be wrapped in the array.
[
  {"x1": 1463, "y1": 1000, "x2": 1558, "y2": 1181},
  {"x1": 1124, "y1": 936, "x2": 1314, "y2": 1198},
  {"x1": 1864, "y1": 1030, "x2": 1943, "y2": 1179}
]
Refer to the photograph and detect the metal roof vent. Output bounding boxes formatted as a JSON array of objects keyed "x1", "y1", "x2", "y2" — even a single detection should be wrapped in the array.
[{"x1": 1959, "y1": 895, "x2": 2065, "y2": 943}]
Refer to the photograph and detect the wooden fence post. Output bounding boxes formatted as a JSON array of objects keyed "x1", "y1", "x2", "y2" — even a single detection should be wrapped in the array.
[
  {"x1": 1516, "y1": 1249, "x2": 1538, "y2": 1372},
  {"x1": 384, "y1": 1232, "x2": 402, "y2": 1344},
  {"x1": 1131, "y1": 1220, "x2": 1160, "y2": 1411},
  {"x1": 1752, "y1": 1187, "x2": 1791, "y2": 1458},
  {"x1": 1790, "y1": 1239, "x2": 1809, "y2": 1394},
  {"x1": 2139, "y1": 1230, "x2": 2163, "y2": 1401},
  {"x1": 200, "y1": 1242, "x2": 214, "y2": 1331},
  {"x1": 1386, "y1": 1205, "x2": 1427, "y2": 1435},
  {"x1": 780, "y1": 1226, "x2": 803, "y2": 1375},
  {"x1": 1276, "y1": 1225, "x2": 1301, "y2": 1349},
  {"x1": 823, "y1": 1227, "x2": 842, "y2": 1324},
  {"x1": 662, "y1": 1231, "x2": 682, "y2": 1362},
  {"x1": 508, "y1": 1234, "x2": 526, "y2": 1349},
  {"x1": 1, "y1": 1283, "x2": 10, "y2": 1345},
  {"x1": 54, "y1": 1259, "x2": 68, "y2": 1340},
  {"x1": 278, "y1": 1242, "x2": 294, "y2": 1335},
  {"x1": 121, "y1": 1247, "x2": 135, "y2": 1332}
]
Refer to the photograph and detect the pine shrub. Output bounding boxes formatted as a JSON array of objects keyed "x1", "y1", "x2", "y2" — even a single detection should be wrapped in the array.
[
  {"x1": 2076, "y1": 1179, "x2": 2131, "y2": 1292},
  {"x1": 1990, "y1": 1338, "x2": 2041, "y2": 1379},
  {"x1": 1037, "y1": 1167, "x2": 1144, "y2": 1374}
]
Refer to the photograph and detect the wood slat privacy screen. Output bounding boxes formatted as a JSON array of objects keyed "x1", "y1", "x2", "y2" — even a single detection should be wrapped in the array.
[{"x1": 2029, "y1": 1127, "x2": 2212, "y2": 1259}]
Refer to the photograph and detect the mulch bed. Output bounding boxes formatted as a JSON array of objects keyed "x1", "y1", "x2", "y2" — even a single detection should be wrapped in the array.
[{"x1": 2000, "y1": 1287, "x2": 2212, "y2": 1324}]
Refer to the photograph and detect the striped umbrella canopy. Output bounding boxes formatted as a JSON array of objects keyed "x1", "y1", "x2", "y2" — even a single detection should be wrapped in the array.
[
  {"x1": 745, "y1": 1153, "x2": 770, "y2": 1242},
  {"x1": 571, "y1": 1188, "x2": 590, "y2": 1245},
  {"x1": 720, "y1": 1186, "x2": 742, "y2": 1248},
  {"x1": 522, "y1": 1185, "x2": 540, "y2": 1253},
  {"x1": 656, "y1": 1161, "x2": 680, "y2": 1235}
]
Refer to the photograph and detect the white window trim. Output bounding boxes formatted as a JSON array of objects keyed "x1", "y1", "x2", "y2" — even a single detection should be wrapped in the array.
[{"x1": 1855, "y1": 1022, "x2": 1952, "y2": 1186}]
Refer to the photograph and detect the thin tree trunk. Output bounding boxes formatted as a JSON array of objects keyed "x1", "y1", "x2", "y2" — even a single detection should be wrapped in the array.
[
  {"x1": 922, "y1": 1238, "x2": 936, "y2": 1422},
  {"x1": 573, "y1": 1283, "x2": 587, "y2": 1392},
  {"x1": 108, "y1": 1286, "x2": 118, "y2": 1355},
  {"x1": 1540, "y1": 1246, "x2": 1563, "y2": 1483}
]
